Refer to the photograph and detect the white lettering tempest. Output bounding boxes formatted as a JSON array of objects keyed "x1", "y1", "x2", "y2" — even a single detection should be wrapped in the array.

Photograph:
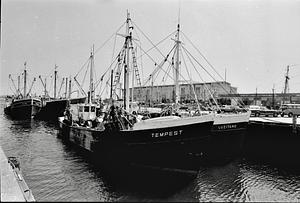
[{"x1": 151, "y1": 130, "x2": 183, "y2": 138}]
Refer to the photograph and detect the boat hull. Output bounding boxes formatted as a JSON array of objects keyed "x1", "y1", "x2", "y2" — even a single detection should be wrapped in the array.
[
  {"x1": 58, "y1": 112, "x2": 250, "y2": 170},
  {"x1": 209, "y1": 112, "x2": 250, "y2": 164},
  {"x1": 5, "y1": 98, "x2": 41, "y2": 120},
  {"x1": 36, "y1": 99, "x2": 69, "y2": 120},
  {"x1": 58, "y1": 115, "x2": 214, "y2": 171},
  {"x1": 36, "y1": 97, "x2": 86, "y2": 121},
  {"x1": 244, "y1": 120, "x2": 300, "y2": 169}
]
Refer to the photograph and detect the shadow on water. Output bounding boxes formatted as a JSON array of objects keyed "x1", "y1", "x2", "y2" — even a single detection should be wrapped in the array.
[{"x1": 58, "y1": 139, "x2": 198, "y2": 200}]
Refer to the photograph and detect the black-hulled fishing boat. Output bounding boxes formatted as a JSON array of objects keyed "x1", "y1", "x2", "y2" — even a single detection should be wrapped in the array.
[
  {"x1": 35, "y1": 65, "x2": 87, "y2": 121},
  {"x1": 58, "y1": 12, "x2": 215, "y2": 172},
  {"x1": 4, "y1": 62, "x2": 42, "y2": 119},
  {"x1": 5, "y1": 97, "x2": 42, "y2": 119},
  {"x1": 209, "y1": 112, "x2": 250, "y2": 164},
  {"x1": 139, "y1": 21, "x2": 250, "y2": 163}
]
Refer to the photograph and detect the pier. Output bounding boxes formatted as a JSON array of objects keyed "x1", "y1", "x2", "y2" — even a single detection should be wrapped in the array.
[
  {"x1": 250, "y1": 116, "x2": 300, "y2": 125},
  {"x1": 0, "y1": 146, "x2": 35, "y2": 202},
  {"x1": 245, "y1": 116, "x2": 300, "y2": 168}
]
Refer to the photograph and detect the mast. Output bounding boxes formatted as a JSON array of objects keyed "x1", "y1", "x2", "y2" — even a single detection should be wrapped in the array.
[
  {"x1": 23, "y1": 62, "x2": 27, "y2": 98},
  {"x1": 68, "y1": 76, "x2": 72, "y2": 99},
  {"x1": 283, "y1": 65, "x2": 290, "y2": 104},
  {"x1": 54, "y1": 64, "x2": 57, "y2": 99},
  {"x1": 124, "y1": 11, "x2": 130, "y2": 111},
  {"x1": 150, "y1": 75, "x2": 153, "y2": 106},
  {"x1": 89, "y1": 45, "x2": 94, "y2": 104},
  {"x1": 110, "y1": 69, "x2": 114, "y2": 99},
  {"x1": 17, "y1": 75, "x2": 20, "y2": 97},
  {"x1": 65, "y1": 77, "x2": 68, "y2": 99},
  {"x1": 174, "y1": 24, "x2": 180, "y2": 104},
  {"x1": 45, "y1": 78, "x2": 47, "y2": 97},
  {"x1": 131, "y1": 59, "x2": 134, "y2": 106}
]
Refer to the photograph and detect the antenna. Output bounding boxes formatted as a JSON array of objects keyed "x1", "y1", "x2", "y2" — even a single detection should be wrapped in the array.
[{"x1": 178, "y1": 0, "x2": 181, "y2": 26}]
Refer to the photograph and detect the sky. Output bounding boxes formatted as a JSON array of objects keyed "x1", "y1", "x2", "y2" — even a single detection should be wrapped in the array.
[{"x1": 1, "y1": 0, "x2": 300, "y2": 98}]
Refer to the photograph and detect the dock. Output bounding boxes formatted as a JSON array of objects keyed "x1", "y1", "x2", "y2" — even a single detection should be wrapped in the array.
[
  {"x1": 245, "y1": 116, "x2": 300, "y2": 168},
  {"x1": 0, "y1": 146, "x2": 35, "y2": 202},
  {"x1": 250, "y1": 116, "x2": 300, "y2": 125}
]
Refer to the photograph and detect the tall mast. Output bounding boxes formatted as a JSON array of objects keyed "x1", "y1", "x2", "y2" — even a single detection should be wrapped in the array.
[
  {"x1": 174, "y1": 24, "x2": 180, "y2": 104},
  {"x1": 283, "y1": 65, "x2": 290, "y2": 104},
  {"x1": 68, "y1": 76, "x2": 72, "y2": 99},
  {"x1": 23, "y1": 62, "x2": 27, "y2": 98},
  {"x1": 17, "y1": 75, "x2": 20, "y2": 96},
  {"x1": 65, "y1": 77, "x2": 68, "y2": 99},
  {"x1": 124, "y1": 11, "x2": 130, "y2": 111},
  {"x1": 44, "y1": 78, "x2": 47, "y2": 97},
  {"x1": 54, "y1": 64, "x2": 57, "y2": 99},
  {"x1": 131, "y1": 57, "x2": 135, "y2": 106},
  {"x1": 110, "y1": 69, "x2": 114, "y2": 100},
  {"x1": 89, "y1": 45, "x2": 94, "y2": 104}
]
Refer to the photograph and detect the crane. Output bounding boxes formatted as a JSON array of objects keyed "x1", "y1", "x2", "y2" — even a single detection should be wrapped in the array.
[{"x1": 283, "y1": 64, "x2": 300, "y2": 104}]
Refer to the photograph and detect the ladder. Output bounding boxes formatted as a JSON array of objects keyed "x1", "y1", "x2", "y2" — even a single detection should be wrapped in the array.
[
  {"x1": 130, "y1": 42, "x2": 142, "y2": 87},
  {"x1": 112, "y1": 48, "x2": 126, "y2": 96}
]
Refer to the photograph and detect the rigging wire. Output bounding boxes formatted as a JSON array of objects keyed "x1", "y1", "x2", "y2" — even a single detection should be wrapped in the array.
[
  {"x1": 94, "y1": 44, "x2": 126, "y2": 90},
  {"x1": 132, "y1": 21, "x2": 175, "y2": 65},
  {"x1": 161, "y1": 62, "x2": 173, "y2": 86},
  {"x1": 98, "y1": 60, "x2": 119, "y2": 98},
  {"x1": 156, "y1": 48, "x2": 177, "y2": 86},
  {"x1": 74, "y1": 57, "x2": 90, "y2": 78},
  {"x1": 94, "y1": 22, "x2": 126, "y2": 55},
  {"x1": 80, "y1": 59, "x2": 91, "y2": 89},
  {"x1": 181, "y1": 45, "x2": 244, "y2": 107},
  {"x1": 134, "y1": 41, "x2": 176, "y2": 86},
  {"x1": 180, "y1": 44, "x2": 219, "y2": 109},
  {"x1": 181, "y1": 31, "x2": 225, "y2": 81},
  {"x1": 180, "y1": 44, "x2": 200, "y2": 107}
]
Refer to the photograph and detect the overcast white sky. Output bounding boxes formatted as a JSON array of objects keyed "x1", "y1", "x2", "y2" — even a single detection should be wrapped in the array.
[{"x1": 1, "y1": 0, "x2": 300, "y2": 97}]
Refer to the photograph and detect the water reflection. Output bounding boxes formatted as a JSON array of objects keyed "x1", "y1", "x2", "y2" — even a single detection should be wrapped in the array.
[
  {"x1": 239, "y1": 160, "x2": 300, "y2": 202},
  {"x1": 194, "y1": 160, "x2": 245, "y2": 202}
]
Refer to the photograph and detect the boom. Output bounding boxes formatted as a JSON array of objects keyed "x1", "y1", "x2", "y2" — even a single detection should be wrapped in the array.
[
  {"x1": 26, "y1": 78, "x2": 36, "y2": 97},
  {"x1": 9, "y1": 74, "x2": 22, "y2": 97}
]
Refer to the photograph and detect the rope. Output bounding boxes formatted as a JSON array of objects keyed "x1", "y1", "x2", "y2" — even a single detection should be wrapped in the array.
[
  {"x1": 181, "y1": 31, "x2": 246, "y2": 107},
  {"x1": 94, "y1": 44, "x2": 126, "y2": 90},
  {"x1": 132, "y1": 21, "x2": 175, "y2": 62},
  {"x1": 80, "y1": 58, "x2": 91, "y2": 88},
  {"x1": 180, "y1": 45, "x2": 201, "y2": 111},
  {"x1": 181, "y1": 45, "x2": 219, "y2": 110},
  {"x1": 138, "y1": 43, "x2": 176, "y2": 86},
  {"x1": 94, "y1": 22, "x2": 126, "y2": 55},
  {"x1": 74, "y1": 57, "x2": 90, "y2": 78},
  {"x1": 181, "y1": 31, "x2": 224, "y2": 81}
]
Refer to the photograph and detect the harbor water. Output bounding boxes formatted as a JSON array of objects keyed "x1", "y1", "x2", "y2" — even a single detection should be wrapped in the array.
[{"x1": 1, "y1": 98, "x2": 300, "y2": 202}]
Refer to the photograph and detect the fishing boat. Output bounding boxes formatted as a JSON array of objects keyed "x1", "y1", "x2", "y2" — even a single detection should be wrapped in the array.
[
  {"x1": 58, "y1": 12, "x2": 215, "y2": 172},
  {"x1": 4, "y1": 62, "x2": 42, "y2": 119},
  {"x1": 134, "y1": 19, "x2": 250, "y2": 163},
  {"x1": 35, "y1": 65, "x2": 87, "y2": 121}
]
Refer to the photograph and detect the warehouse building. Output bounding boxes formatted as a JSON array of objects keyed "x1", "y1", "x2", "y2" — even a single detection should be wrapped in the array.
[{"x1": 130, "y1": 81, "x2": 237, "y2": 104}]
